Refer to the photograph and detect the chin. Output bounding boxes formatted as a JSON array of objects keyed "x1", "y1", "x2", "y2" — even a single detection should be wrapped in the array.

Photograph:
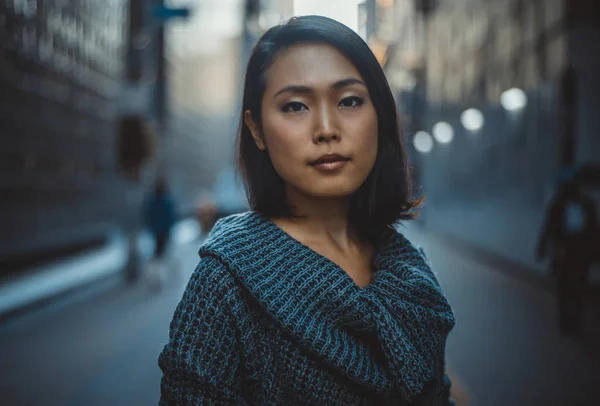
[{"x1": 298, "y1": 179, "x2": 363, "y2": 200}]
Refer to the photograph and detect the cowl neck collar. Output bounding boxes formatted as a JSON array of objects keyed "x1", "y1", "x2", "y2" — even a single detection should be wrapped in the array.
[{"x1": 199, "y1": 212, "x2": 455, "y2": 402}]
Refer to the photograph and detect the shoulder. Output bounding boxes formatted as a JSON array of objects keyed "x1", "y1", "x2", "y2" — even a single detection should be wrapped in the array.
[
  {"x1": 380, "y1": 226, "x2": 431, "y2": 267},
  {"x1": 199, "y1": 211, "x2": 274, "y2": 261},
  {"x1": 208, "y1": 211, "x2": 258, "y2": 237},
  {"x1": 169, "y1": 255, "x2": 248, "y2": 343},
  {"x1": 203, "y1": 211, "x2": 265, "y2": 245},
  {"x1": 179, "y1": 256, "x2": 241, "y2": 314},
  {"x1": 189, "y1": 255, "x2": 235, "y2": 289}
]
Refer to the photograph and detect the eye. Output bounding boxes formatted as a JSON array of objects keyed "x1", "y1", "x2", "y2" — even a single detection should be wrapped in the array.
[
  {"x1": 339, "y1": 96, "x2": 364, "y2": 108},
  {"x1": 281, "y1": 101, "x2": 307, "y2": 113}
]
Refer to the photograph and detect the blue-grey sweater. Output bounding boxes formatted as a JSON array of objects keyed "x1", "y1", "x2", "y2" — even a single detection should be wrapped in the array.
[{"x1": 159, "y1": 212, "x2": 456, "y2": 405}]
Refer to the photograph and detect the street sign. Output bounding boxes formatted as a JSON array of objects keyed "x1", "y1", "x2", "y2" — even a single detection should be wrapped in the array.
[{"x1": 153, "y1": 5, "x2": 191, "y2": 22}]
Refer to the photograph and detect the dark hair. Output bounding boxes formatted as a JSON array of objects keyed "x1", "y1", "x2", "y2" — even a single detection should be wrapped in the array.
[{"x1": 236, "y1": 15, "x2": 422, "y2": 243}]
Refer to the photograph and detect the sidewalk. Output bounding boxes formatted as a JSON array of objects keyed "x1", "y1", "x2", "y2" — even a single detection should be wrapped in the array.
[{"x1": 0, "y1": 219, "x2": 201, "y2": 317}]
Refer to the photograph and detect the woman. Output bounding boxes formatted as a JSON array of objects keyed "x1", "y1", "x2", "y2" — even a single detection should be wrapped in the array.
[{"x1": 159, "y1": 16, "x2": 456, "y2": 405}]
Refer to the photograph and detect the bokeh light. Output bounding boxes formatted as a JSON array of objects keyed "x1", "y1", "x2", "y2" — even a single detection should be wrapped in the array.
[
  {"x1": 432, "y1": 121, "x2": 454, "y2": 144},
  {"x1": 460, "y1": 108, "x2": 484, "y2": 132},
  {"x1": 414, "y1": 130, "x2": 434, "y2": 153}
]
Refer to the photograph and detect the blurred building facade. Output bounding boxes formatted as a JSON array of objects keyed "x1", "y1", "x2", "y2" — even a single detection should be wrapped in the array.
[
  {"x1": 162, "y1": 0, "x2": 246, "y2": 211},
  {"x1": 2, "y1": 0, "x2": 598, "y2": 284},
  {"x1": 0, "y1": 0, "x2": 283, "y2": 280},
  {"x1": 386, "y1": 0, "x2": 600, "y2": 276},
  {"x1": 0, "y1": 0, "x2": 133, "y2": 272}
]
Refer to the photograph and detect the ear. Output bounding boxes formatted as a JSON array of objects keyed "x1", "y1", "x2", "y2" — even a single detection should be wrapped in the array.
[{"x1": 244, "y1": 110, "x2": 266, "y2": 151}]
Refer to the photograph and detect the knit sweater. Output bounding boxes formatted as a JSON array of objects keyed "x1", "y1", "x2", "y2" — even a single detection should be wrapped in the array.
[{"x1": 159, "y1": 212, "x2": 456, "y2": 405}]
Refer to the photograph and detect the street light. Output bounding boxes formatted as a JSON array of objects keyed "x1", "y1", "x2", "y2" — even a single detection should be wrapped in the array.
[
  {"x1": 414, "y1": 130, "x2": 434, "y2": 153},
  {"x1": 460, "y1": 108, "x2": 484, "y2": 132},
  {"x1": 500, "y1": 87, "x2": 527, "y2": 111},
  {"x1": 432, "y1": 121, "x2": 454, "y2": 144}
]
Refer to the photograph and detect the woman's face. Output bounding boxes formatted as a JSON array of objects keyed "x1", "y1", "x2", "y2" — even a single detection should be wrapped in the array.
[{"x1": 245, "y1": 43, "x2": 379, "y2": 201}]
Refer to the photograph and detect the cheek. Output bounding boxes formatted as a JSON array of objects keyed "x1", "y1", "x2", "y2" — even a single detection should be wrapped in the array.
[
  {"x1": 353, "y1": 115, "x2": 379, "y2": 171},
  {"x1": 262, "y1": 120, "x2": 307, "y2": 175},
  {"x1": 360, "y1": 138, "x2": 378, "y2": 180}
]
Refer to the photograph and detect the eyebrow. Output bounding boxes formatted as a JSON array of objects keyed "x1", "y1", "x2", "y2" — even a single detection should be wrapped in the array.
[{"x1": 273, "y1": 77, "x2": 366, "y2": 97}]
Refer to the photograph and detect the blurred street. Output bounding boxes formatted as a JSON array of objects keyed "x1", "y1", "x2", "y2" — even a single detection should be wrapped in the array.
[
  {"x1": 0, "y1": 241, "x2": 196, "y2": 406},
  {"x1": 1, "y1": 225, "x2": 599, "y2": 406}
]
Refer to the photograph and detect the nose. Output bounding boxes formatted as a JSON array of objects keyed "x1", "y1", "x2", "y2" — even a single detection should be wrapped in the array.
[{"x1": 312, "y1": 105, "x2": 340, "y2": 144}]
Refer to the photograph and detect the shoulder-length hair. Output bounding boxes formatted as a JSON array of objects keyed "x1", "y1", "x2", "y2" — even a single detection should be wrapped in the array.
[{"x1": 236, "y1": 15, "x2": 422, "y2": 243}]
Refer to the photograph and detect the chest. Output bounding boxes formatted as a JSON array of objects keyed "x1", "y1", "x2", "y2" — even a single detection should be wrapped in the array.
[
  {"x1": 312, "y1": 246, "x2": 374, "y2": 288},
  {"x1": 240, "y1": 305, "x2": 389, "y2": 405}
]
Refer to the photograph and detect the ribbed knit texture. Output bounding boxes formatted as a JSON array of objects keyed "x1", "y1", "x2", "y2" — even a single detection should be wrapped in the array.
[{"x1": 159, "y1": 212, "x2": 456, "y2": 405}]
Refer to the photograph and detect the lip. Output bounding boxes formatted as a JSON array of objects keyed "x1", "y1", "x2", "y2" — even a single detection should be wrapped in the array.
[{"x1": 309, "y1": 153, "x2": 350, "y2": 171}]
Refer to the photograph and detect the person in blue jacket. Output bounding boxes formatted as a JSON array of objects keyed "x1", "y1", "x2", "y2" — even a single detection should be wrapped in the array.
[{"x1": 144, "y1": 176, "x2": 177, "y2": 261}]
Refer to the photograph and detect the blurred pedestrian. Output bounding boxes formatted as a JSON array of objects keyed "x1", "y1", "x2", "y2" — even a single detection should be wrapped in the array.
[
  {"x1": 537, "y1": 171, "x2": 599, "y2": 335},
  {"x1": 144, "y1": 175, "x2": 177, "y2": 288},
  {"x1": 195, "y1": 195, "x2": 218, "y2": 236},
  {"x1": 159, "y1": 16, "x2": 456, "y2": 405},
  {"x1": 118, "y1": 115, "x2": 157, "y2": 283}
]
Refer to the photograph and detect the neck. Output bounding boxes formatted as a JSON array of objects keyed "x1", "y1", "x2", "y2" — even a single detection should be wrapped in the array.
[{"x1": 274, "y1": 185, "x2": 358, "y2": 250}]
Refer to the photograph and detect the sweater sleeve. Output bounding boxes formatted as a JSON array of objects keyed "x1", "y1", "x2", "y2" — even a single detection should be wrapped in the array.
[
  {"x1": 158, "y1": 256, "x2": 244, "y2": 405},
  {"x1": 418, "y1": 361, "x2": 456, "y2": 406},
  {"x1": 417, "y1": 247, "x2": 456, "y2": 405}
]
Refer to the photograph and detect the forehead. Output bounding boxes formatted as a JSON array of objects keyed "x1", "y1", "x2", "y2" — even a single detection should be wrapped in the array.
[{"x1": 265, "y1": 43, "x2": 362, "y2": 90}]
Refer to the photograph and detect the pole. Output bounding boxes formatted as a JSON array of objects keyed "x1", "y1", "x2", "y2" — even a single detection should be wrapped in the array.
[
  {"x1": 155, "y1": 0, "x2": 167, "y2": 129},
  {"x1": 366, "y1": 0, "x2": 377, "y2": 41}
]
